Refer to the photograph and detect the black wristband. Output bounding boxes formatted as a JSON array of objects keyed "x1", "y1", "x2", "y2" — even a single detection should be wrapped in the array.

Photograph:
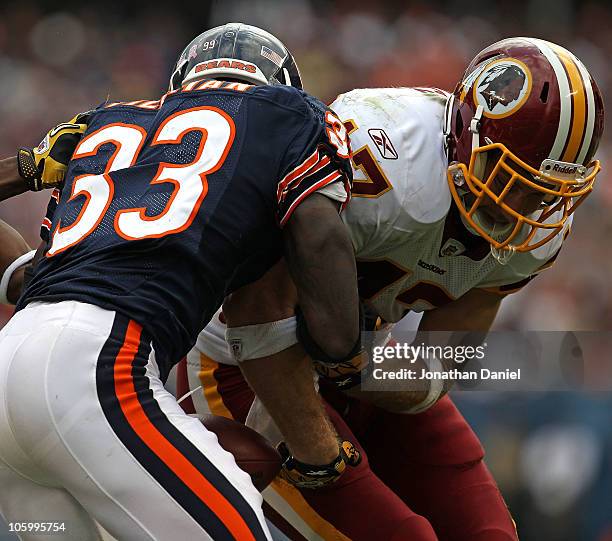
[
  {"x1": 295, "y1": 305, "x2": 363, "y2": 364},
  {"x1": 314, "y1": 368, "x2": 363, "y2": 390},
  {"x1": 278, "y1": 442, "x2": 346, "y2": 474}
]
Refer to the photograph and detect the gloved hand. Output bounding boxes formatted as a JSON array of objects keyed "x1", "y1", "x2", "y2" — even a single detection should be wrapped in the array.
[
  {"x1": 295, "y1": 304, "x2": 368, "y2": 390},
  {"x1": 278, "y1": 439, "x2": 361, "y2": 489},
  {"x1": 17, "y1": 111, "x2": 91, "y2": 191},
  {"x1": 313, "y1": 352, "x2": 368, "y2": 390}
]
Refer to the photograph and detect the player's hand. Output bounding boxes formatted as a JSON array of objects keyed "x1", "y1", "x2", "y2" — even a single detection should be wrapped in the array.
[
  {"x1": 295, "y1": 304, "x2": 368, "y2": 390},
  {"x1": 278, "y1": 439, "x2": 361, "y2": 489},
  {"x1": 313, "y1": 352, "x2": 368, "y2": 390},
  {"x1": 17, "y1": 111, "x2": 91, "y2": 191}
]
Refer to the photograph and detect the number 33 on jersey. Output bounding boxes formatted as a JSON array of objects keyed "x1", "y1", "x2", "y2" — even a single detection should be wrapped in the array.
[
  {"x1": 47, "y1": 107, "x2": 234, "y2": 255},
  {"x1": 23, "y1": 81, "x2": 352, "y2": 374}
]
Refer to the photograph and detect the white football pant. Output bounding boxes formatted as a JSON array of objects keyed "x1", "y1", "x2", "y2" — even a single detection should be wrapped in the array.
[{"x1": 0, "y1": 301, "x2": 271, "y2": 541}]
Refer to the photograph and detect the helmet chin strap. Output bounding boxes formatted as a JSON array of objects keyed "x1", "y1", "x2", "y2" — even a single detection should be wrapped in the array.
[
  {"x1": 490, "y1": 245, "x2": 515, "y2": 265},
  {"x1": 469, "y1": 104, "x2": 517, "y2": 264},
  {"x1": 489, "y1": 228, "x2": 516, "y2": 265},
  {"x1": 469, "y1": 105, "x2": 487, "y2": 178},
  {"x1": 456, "y1": 197, "x2": 517, "y2": 265},
  {"x1": 448, "y1": 102, "x2": 518, "y2": 264},
  {"x1": 169, "y1": 58, "x2": 189, "y2": 91},
  {"x1": 469, "y1": 105, "x2": 484, "y2": 148},
  {"x1": 443, "y1": 94, "x2": 455, "y2": 158},
  {"x1": 282, "y1": 67, "x2": 291, "y2": 86}
]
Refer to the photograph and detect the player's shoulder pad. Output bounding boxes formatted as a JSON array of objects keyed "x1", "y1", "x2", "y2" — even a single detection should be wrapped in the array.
[
  {"x1": 518, "y1": 213, "x2": 572, "y2": 264},
  {"x1": 78, "y1": 101, "x2": 120, "y2": 131},
  {"x1": 333, "y1": 87, "x2": 452, "y2": 227},
  {"x1": 249, "y1": 84, "x2": 313, "y2": 114},
  {"x1": 249, "y1": 86, "x2": 337, "y2": 132},
  {"x1": 271, "y1": 87, "x2": 352, "y2": 221}
]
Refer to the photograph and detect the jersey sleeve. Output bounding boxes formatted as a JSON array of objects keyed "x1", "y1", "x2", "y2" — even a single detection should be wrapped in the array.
[
  {"x1": 276, "y1": 94, "x2": 353, "y2": 227},
  {"x1": 39, "y1": 188, "x2": 61, "y2": 242}
]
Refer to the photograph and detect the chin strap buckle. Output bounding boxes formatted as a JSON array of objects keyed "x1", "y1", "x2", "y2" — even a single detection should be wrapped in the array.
[
  {"x1": 442, "y1": 94, "x2": 455, "y2": 157},
  {"x1": 469, "y1": 105, "x2": 484, "y2": 151},
  {"x1": 490, "y1": 244, "x2": 516, "y2": 265},
  {"x1": 449, "y1": 162, "x2": 466, "y2": 187}
]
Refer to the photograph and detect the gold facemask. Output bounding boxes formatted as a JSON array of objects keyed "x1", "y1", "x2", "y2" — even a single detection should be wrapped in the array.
[{"x1": 447, "y1": 141, "x2": 600, "y2": 252}]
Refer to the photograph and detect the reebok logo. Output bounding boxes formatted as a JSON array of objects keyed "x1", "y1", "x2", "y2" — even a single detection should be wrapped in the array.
[
  {"x1": 417, "y1": 260, "x2": 446, "y2": 275},
  {"x1": 368, "y1": 129, "x2": 398, "y2": 160}
]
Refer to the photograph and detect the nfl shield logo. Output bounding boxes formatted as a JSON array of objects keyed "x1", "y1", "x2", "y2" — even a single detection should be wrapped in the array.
[
  {"x1": 440, "y1": 239, "x2": 466, "y2": 257},
  {"x1": 229, "y1": 339, "x2": 243, "y2": 362}
]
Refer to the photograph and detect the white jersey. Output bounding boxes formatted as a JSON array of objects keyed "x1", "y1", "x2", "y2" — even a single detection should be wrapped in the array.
[
  {"x1": 194, "y1": 87, "x2": 568, "y2": 364},
  {"x1": 332, "y1": 87, "x2": 567, "y2": 323}
]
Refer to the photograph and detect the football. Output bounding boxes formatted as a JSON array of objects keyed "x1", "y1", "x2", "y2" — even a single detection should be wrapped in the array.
[{"x1": 199, "y1": 414, "x2": 281, "y2": 492}]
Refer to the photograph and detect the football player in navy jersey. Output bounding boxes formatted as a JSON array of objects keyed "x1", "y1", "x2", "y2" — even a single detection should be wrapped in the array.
[{"x1": 0, "y1": 23, "x2": 362, "y2": 541}]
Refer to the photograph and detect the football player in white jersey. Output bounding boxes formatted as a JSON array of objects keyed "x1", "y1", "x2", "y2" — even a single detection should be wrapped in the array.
[
  {"x1": 176, "y1": 37, "x2": 605, "y2": 541},
  {"x1": 0, "y1": 36, "x2": 604, "y2": 540},
  {"x1": 0, "y1": 23, "x2": 365, "y2": 541}
]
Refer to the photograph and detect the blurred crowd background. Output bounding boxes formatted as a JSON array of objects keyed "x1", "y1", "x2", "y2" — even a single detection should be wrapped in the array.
[{"x1": 0, "y1": 0, "x2": 610, "y2": 539}]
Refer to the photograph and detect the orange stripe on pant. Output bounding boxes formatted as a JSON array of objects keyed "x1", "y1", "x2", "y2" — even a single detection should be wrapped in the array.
[
  {"x1": 198, "y1": 353, "x2": 350, "y2": 541},
  {"x1": 114, "y1": 322, "x2": 257, "y2": 541}
]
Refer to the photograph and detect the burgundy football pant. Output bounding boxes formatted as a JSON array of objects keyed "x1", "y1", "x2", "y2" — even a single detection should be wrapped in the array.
[{"x1": 180, "y1": 355, "x2": 518, "y2": 541}]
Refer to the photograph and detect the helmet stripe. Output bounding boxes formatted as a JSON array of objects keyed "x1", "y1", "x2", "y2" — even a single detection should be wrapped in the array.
[
  {"x1": 552, "y1": 45, "x2": 588, "y2": 163},
  {"x1": 570, "y1": 53, "x2": 596, "y2": 164},
  {"x1": 528, "y1": 38, "x2": 572, "y2": 161}
]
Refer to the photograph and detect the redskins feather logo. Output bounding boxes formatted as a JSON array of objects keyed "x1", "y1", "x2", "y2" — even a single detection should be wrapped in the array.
[{"x1": 473, "y1": 59, "x2": 532, "y2": 118}]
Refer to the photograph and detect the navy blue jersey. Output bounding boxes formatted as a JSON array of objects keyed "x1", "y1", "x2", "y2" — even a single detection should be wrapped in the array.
[{"x1": 18, "y1": 80, "x2": 352, "y2": 378}]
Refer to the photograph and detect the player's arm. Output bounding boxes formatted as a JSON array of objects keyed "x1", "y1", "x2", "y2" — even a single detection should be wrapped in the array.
[
  {"x1": 283, "y1": 193, "x2": 360, "y2": 359},
  {"x1": 0, "y1": 157, "x2": 29, "y2": 201},
  {"x1": 223, "y1": 95, "x2": 362, "y2": 485},
  {"x1": 223, "y1": 260, "x2": 344, "y2": 465},
  {"x1": 418, "y1": 287, "x2": 502, "y2": 332},
  {"x1": 0, "y1": 113, "x2": 90, "y2": 300},
  {"x1": 223, "y1": 201, "x2": 363, "y2": 485},
  {"x1": 272, "y1": 95, "x2": 360, "y2": 364},
  {"x1": 224, "y1": 260, "x2": 361, "y2": 488},
  {"x1": 348, "y1": 288, "x2": 501, "y2": 412},
  {"x1": 0, "y1": 112, "x2": 89, "y2": 201},
  {"x1": 413, "y1": 288, "x2": 501, "y2": 407}
]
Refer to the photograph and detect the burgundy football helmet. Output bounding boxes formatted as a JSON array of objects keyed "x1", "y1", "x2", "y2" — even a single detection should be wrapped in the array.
[{"x1": 444, "y1": 37, "x2": 604, "y2": 255}]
